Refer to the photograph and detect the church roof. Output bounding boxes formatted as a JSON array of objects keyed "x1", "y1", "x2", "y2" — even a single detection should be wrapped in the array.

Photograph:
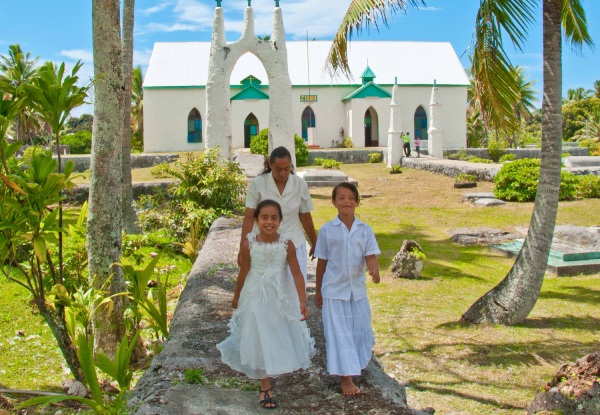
[
  {"x1": 342, "y1": 81, "x2": 392, "y2": 101},
  {"x1": 144, "y1": 41, "x2": 469, "y2": 88}
]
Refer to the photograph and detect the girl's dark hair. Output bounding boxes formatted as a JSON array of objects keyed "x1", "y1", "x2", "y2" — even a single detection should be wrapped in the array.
[
  {"x1": 332, "y1": 182, "x2": 360, "y2": 203},
  {"x1": 254, "y1": 199, "x2": 283, "y2": 220},
  {"x1": 261, "y1": 146, "x2": 294, "y2": 174}
]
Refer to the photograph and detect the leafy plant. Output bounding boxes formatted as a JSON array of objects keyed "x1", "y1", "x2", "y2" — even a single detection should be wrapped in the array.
[
  {"x1": 455, "y1": 173, "x2": 477, "y2": 183},
  {"x1": 175, "y1": 218, "x2": 202, "y2": 264},
  {"x1": 576, "y1": 175, "x2": 600, "y2": 198},
  {"x1": 390, "y1": 164, "x2": 402, "y2": 174},
  {"x1": 341, "y1": 136, "x2": 353, "y2": 148},
  {"x1": 487, "y1": 138, "x2": 506, "y2": 162},
  {"x1": 494, "y1": 158, "x2": 578, "y2": 202},
  {"x1": 249, "y1": 128, "x2": 309, "y2": 167},
  {"x1": 150, "y1": 162, "x2": 171, "y2": 178},
  {"x1": 321, "y1": 158, "x2": 342, "y2": 169},
  {"x1": 368, "y1": 152, "x2": 383, "y2": 163},
  {"x1": 61, "y1": 130, "x2": 92, "y2": 154},
  {"x1": 184, "y1": 368, "x2": 209, "y2": 385},
  {"x1": 21, "y1": 145, "x2": 51, "y2": 162},
  {"x1": 499, "y1": 153, "x2": 515, "y2": 163},
  {"x1": 95, "y1": 330, "x2": 141, "y2": 390},
  {"x1": 410, "y1": 247, "x2": 426, "y2": 261}
]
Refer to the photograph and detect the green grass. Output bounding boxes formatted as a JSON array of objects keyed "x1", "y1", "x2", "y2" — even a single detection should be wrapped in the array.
[
  {"x1": 3, "y1": 163, "x2": 599, "y2": 415},
  {"x1": 303, "y1": 163, "x2": 600, "y2": 415}
]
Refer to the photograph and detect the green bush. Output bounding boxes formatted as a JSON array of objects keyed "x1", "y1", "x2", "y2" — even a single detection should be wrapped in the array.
[
  {"x1": 494, "y1": 158, "x2": 578, "y2": 202},
  {"x1": 313, "y1": 157, "x2": 325, "y2": 166},
  {"x1": 499, "y1": 154, "x2": 515, "y2": 163},
  {"x1": 61, "y1": 130, "x2": 92, "y2": 154},
  {"x1": 578, "y1": 138, "x2": 600, "y2": 156},
  {"x1": 249, "y1": 128, "x2": 308, "y2": 167},
  {"x1": 250, "y1": 128, "x2": 269, "y2": 157},
  {"x1": 576, "y1": 175, "x2": 600, "y2": 198},
  {"x1": 465, "y1": 155, "x2": 493, "y2": 164},
  {"x1": 321, "y1": 159, "x2": 342, "y2": 169},
  {"x1": 487, "y1": 139, "x2": 506, "y2": 162},
  {"x1": 390, "y1": 164, "x2": 402, "y2": 174},
  {"x1": 150, "y1": 163, "x2": 171, "y2": 178},
  {"x1": 446, "y1": 150, "x2": 467, "y2": 160},
  {"x1": 455, "y1": 173, "x2": 477, "y2": 183},
  {"x1": 341, "y1": 136, "x2": 353, "y2": 148},
  {"x1": 22, "y1": 146, "x2": 52, "y2": 162},
  {"x1": 369, "y1": 152, "x2": 383, "y2": 163}
]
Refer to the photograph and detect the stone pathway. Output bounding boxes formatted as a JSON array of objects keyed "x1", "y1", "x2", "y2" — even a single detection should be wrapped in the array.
[{"x1": 129, "y1": 218, "x2": 433, "y2": 414}]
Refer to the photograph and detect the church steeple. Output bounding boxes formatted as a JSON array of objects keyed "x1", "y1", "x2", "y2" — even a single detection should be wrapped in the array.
[{"x1": 360, "y1": 66, "x2": 376, "y2": 85}]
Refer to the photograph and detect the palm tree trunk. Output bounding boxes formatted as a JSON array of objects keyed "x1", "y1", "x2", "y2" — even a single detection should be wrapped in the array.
[
  {"x1": 121, "y1": 0, "x2": 141, "y2": 234},
  {"x1": 462, "y1": 0, "x2": 562, "y2": 325},
  {"x1": 88, "y1": 0, "x2": 127, "y2": 357}
]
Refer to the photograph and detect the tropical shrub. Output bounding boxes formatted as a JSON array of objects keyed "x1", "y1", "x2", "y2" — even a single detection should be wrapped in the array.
[
  {"x1": 61, "y1": 130, "x2": 92, "y2": 154},
  {"x1": 250, "y1": 128, "x2": 309, "y2": 167},
  {"x1": 487, "y1": 138, "x2": 506, "y2": 162},
  {"x1": 250, "y1": 128, "x2": 269, "y2": 156},
  {"x1": 494, "y1": 158, "x2": 578, "y2": 202},
  {"x1": 455, "y1": 173, "x2": 477, "y2": 183},
  {"x1": 321, "y1": 159, "x2": 342, "y2": 169},
  {"x1": 21, "y1": 145, "x2": 52, "y2": 162},
  {"x1": 390, "y1": 164, "x2": 402, "y2": 174},
  {"x1": 369, "y1": 152, "x2": 383, "y2": 163},
  {"x1": 578, "y1": 138, "x2": 600, "y2": 156},
  {"x1": 576, "y1": 175, "x2": 600, "y2": 199},
  {"x1": 341, "y1": 136, "x2": 353, "y2": 148},
  {"x1": 150, "y1": 162, "x2": 171, "y2": 178},
  {"x1": 499, "y1": 153, "x2": 515, "y2": 163},
  {"x1": 465, "y1": 155, "x2": 493, "y2": 164}
]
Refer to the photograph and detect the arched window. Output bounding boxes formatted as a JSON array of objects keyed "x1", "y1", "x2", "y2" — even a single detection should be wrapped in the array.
[
  {"x1": 187, "y1": 108, "x2": 202, "y2": 143},
  {"x1": 301, "y1": 106, "x2": 316, "y2": 141},
  {"x1": 244, "y1": 113, "x2": 259, "y2": 148},
  {"x1": 414, "y1": 106, "x2": 428, "y2": 141}
]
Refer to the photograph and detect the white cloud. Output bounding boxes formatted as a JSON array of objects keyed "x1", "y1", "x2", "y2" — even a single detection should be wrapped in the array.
[
  {"x1": 60, "y1": 49, "x2": 93, "y2": 63},
  {"x1": 138, "y1": 22, "x2": 200, "y2": 35},
  {"x1": 140, "y1": 1, "x2": 173, "y2": 16},
  {"x1": 133, "y1": 47, "x2": 153, "y2": 69},
  {"x1": 173, "y1": 0, "x2": 216, "y2": 26}
]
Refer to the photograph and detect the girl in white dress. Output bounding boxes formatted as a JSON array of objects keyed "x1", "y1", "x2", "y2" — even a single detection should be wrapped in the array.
[
  {"x1": 217, "y1": 199, "x2": 315, "y2": 410},
  {"x1": 314, "y1": 182, "x2": 381, "y2": 396}
]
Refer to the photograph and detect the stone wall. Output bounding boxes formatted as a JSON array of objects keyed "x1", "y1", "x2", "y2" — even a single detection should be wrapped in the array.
[
  {"x1": 307, "y1": 149, "x2": 384, "y2": 164},
  {"x1": 56, "y1": 153, "x2": 179, "y2": 172},
  {"x1": 444, "y1": 146, "x2": 588, "y2": 160},
  {"x1": 65, "y1": 181, "x2": 173, "y2": 205}
]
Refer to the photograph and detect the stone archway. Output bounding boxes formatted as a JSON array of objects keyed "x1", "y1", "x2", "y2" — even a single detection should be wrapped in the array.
[{"x1": 205, "y1": 3, "x2": 294, "y2": 163}]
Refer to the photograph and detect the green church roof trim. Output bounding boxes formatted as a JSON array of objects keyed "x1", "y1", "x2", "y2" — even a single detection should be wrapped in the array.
[
  {"x1": 230, "y1": 84, "x2": 270, "y2": 101},
  {"x1": 342, "y1": 81, "x2": 392, "y2": 102},
  {"x1": 360, "y1": 66, "x2": 376, "y2": 79},
  {"x1": 240, "y1": 75, "x2": 263, "y2": 88}
]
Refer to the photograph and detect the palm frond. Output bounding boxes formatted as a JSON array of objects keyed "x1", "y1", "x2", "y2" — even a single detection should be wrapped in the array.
[
  {"x1": 562, "y1": 0, "x2": 594, "y2": 53},
  {"x1": 324, "y1": 0, "x2": 425, "y2": 79}
]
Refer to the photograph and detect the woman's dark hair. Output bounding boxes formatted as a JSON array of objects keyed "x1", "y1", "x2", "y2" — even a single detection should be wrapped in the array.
[
  {"x1": 332, "y1": 182, "x2": 360, "y2": 203},
  {"x1": 253, "y1": 199, "x2": 283, "y2": 220},
  {"x1": 261, "y1": 146, "x2": 294, "y2": 174}
]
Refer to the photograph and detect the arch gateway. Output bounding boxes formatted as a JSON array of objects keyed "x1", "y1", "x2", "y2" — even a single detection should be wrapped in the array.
[{"x1": 142, "y1": 2, "x2": 469, "y2": 159}]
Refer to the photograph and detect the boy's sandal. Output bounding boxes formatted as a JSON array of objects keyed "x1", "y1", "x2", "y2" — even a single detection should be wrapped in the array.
[{"x1": 260, "y1": 388, "x2": 278, "y2": 410}]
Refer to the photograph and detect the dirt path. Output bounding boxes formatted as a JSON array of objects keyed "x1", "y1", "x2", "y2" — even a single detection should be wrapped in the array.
[{"x1": 129, "y1": 217, "x2": 434, "y2": 414}]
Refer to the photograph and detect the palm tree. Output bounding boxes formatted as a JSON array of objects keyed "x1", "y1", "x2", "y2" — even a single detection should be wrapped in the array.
[
  {"x1": 510, "y1": 66, "x2": 538, "y2": 147},
  {"x1": 121, "y1": 0, "x2": 141, "y2": 234},
  {"x1": 89, "y1": 0, "x2": 127, "y2": 357},
  {"x1": 594, "y1": 80, "x2": 600, "y2": 98},
  {"x1": 326, "y1": 0, "x2": 592, "y2": 325},
  {"x1": 565, "y1": 86, "x2": 592, "y2": 102},
  {"x1": 0, "y1": 44, "x2": 40, "y2": 144},
  {"x1": 131, "y1": 66, "x2": 144, "y2": 136}
]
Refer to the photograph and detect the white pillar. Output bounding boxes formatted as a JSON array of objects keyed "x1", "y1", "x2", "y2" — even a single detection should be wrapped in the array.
[
  {"x1": 387, "y1": 78, "x2": 403, "y2": 168},
  {"x1": 428, "y1": 80, "x2": 444, "y2": 158}
]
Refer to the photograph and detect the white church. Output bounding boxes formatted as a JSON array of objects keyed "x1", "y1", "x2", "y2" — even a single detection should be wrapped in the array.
[{"x1": 142, "y1": 4, "x2": 469, "y2": 155}]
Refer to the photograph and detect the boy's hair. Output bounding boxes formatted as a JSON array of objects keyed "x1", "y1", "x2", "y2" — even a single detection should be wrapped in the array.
[
  {"x1": 332, "y1": 182, "x2": 360, "y2": 203},
  {"x1": 261, "y1": 146, "x2": 295, "y2": 175},
  {"x1": 254, "y1": 199, "x2": 283, "y2": 220}
]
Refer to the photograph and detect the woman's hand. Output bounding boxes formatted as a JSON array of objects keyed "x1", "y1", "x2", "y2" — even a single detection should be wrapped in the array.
[
  {"x1": 232, "y1": 294, "x2": 239, "y2": 309},
  {"x1": 314, "y1": 292, "x2": 323, "y2": 309}
]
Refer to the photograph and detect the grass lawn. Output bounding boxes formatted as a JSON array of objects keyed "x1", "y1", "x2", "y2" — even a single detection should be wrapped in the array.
[
  {"x1": 2, "y1": 161, "x2": 599, "y2": 415},
  {"x1": 304, "y1": 163, "x2": 600, "y2": 415}
]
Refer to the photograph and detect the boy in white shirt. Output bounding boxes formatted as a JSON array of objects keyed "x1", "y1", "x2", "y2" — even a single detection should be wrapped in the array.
[{"x1": 314, "y1": 182, "x2": 381, "y2": 396}]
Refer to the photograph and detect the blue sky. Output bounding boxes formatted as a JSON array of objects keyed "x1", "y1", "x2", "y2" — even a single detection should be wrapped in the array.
[{"x1": 1, "y1": 0, "x2": 599, "y2": 116}]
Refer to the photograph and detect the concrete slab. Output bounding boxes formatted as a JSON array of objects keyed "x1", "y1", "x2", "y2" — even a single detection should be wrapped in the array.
[
  {"x1": 563, "y1": 156, "x2": 600, "y2": 167},
  {"x1": 463, "y1": 192, "x2": 496, "y2": 201},
  {"x1": 297, "y1": 169, "x2": 358, "y2": 188},
  {"x1": 473, "y1": 198, "x2": 506, "y2": 207},
  {"x1": 491, "y1": 238, "x2": 600, "y2": 276}
]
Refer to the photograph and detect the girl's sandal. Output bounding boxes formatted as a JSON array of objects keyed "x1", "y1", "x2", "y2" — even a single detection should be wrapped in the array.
[{"x1": 260, "y1": 388, "x2": 278, "y2": 410}]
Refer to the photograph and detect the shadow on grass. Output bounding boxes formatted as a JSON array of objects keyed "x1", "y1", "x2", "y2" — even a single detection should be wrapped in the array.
[
  {"x1": 517, "y1": 314, "x2": 600, "y2": 331},
  {"x1": 406, "y1": 381, "x2": 525, "y2": 411},
  {"x1": 540, "y1": 286, "x2": 600, "y2": 305}
]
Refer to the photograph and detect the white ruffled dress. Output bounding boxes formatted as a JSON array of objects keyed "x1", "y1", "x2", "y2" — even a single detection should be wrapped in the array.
[{"x1": 217, "y1": 232, "x2": 315, "y2": 379}]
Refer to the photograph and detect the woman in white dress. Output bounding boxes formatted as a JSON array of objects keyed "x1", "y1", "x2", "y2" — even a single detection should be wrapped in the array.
[
  {"x1": 218, "y1": 200, "x2": 315, "y2": 410},
  {"x1": 238, "y1": 146, "x2": 317, "y2": 283}
]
